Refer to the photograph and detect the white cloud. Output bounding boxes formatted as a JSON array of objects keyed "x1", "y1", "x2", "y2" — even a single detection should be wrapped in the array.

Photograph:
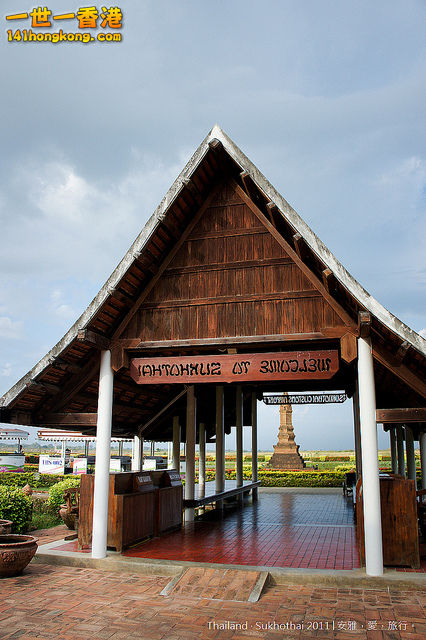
[
  {"x1": 0, "y1": 317, "x2": 23, "y2": 340},
  {"x1": 1, "y1": 363, "x2": 12, "y2": 377}
]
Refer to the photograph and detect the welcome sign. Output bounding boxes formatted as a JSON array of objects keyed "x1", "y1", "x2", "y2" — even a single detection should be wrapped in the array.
[{"x1": 130, "y1": 351, "x2": 339, "y2": 385}]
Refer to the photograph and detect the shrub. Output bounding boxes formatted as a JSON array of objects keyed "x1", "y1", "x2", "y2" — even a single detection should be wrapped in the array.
[
  {"x1": 47, "y1": 477, "x2": 81, "y2": 514},
  {"x1": 0, "y1": 472, "x2": 69, "y2": 489},
  {"x1": 30, "y1": 498, "x2": 62, "y2": 531},
  {"x1": 0, "y1": 485, "x2": 33, "y2": 533}
]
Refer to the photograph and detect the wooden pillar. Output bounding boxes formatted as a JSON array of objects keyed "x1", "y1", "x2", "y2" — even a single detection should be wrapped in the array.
[
  {"x1": 215, "y1": 386, "x2": 225, "y2": 509},
  {"x1": 184, "y1": 386, "x2": 196, "y2": 522},
  {"x1": 118, "y1": 441, "x2": 123, "y2": 457},
  {"x1": 405, "y1": 426, "x2": 416, "y2": 488},
  {"x1": 92, "y1": 350, "x2": 114, "y2": 560},
  {"x1": 396, "y1": 426, "x2": 405, "y2": 477},
  {"x1": 199, "y1": 422, "x2": 206, "y2": 498},
  {"x1": 84, "y1": 440, "x2": 89, "y2": 458},
  {"x1": 352, "y1": 384, "x2": 362, "y2": 478},
  {"x1": 357, "y1": 336, "x2": 383, "y2": 576},
  {"x1": 172, "y1": 415, "x2": 181, "y2": 471},
  {"x1": 251, "y1": 391, "x2": 258, "y2": 501},
  {"x1": 131, "y1": 435, "x2": 143, "y2": 471},
  {"x1": 389, "y1": 427, "x2": 398, "y2": 474},
  {"x1": 420, "y1": 431, "x2": 426, "y2": 491}
]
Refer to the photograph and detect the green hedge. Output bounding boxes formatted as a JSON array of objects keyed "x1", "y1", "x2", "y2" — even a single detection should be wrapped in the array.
[
  {"x1": 0, "y1": 485, "x2": 33, "y2": 533},
  {"x1": 47, "y1": 477, "x2": 81, "y2": 514},
  {"x1": 0, "y1": 472, "x2": 70, "y2": 488},
  {"x1": 197, "y1": 469, "x2": 346, "y2": 487}
]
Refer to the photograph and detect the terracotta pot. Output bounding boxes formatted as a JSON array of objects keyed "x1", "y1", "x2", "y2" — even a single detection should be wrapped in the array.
[
  {"x1": 0, "y1": 534, "x2": 38, "y2": 577},
  {"x1": 0, "y1": 520, "x2": 13, "y2": 534},
  {"x1": 59, "y1": 505, "x2": 77, "y2": 530}
]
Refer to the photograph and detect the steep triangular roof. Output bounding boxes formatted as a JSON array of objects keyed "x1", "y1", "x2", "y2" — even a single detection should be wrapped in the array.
[{"x1": 1, "y1": 125, "x2": 425, "y2": 433}]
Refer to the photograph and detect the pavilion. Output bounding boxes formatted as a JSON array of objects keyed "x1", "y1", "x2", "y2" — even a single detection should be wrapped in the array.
[{"x1": 1, "y1": 125, "x2": 425, "y2": 577}]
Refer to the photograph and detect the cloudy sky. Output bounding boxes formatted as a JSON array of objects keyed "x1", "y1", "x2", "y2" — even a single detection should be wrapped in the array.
[{"x1": 1, "y1": 1, "x2": 425, "y2": 450}]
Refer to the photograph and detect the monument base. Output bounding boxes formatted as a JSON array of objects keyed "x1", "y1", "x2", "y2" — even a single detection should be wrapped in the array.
[{"x1": 267, "y1": 450, "x2": 305, "y2": 470}]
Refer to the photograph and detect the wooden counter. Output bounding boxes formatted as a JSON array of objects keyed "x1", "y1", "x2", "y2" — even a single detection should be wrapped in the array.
[{"x1": 78, "y1": 472, "x2": 155, "y2": 552}]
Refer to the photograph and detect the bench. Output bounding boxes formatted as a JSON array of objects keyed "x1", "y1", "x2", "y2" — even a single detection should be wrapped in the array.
[{"x1": 183, "y1": 480, "x2": 261, "y2": 508}]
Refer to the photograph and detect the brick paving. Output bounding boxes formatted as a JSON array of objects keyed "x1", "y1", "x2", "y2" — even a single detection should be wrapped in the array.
[
  {"x1": 0, "y1": 564, "x2": 425, "y2": 639},
  {"x1": 122, "y1": 491, "x2": 360, "y2": 570}
]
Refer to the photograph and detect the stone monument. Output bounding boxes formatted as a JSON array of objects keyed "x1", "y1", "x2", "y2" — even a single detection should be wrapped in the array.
[{"x1": 267, "y1": 394, "x2": 305, "y2": 469}]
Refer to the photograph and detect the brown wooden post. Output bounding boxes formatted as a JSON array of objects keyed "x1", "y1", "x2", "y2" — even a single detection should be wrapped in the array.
[
  {"x1": 405, "y1": 426, "x2": 416, "y2": 488},
  {"x1": 396, "y1": 426, "x2": 405, "y2": 477},
  {"x1": 389, "y1": 427, "x2": 398, "y2": 474},
  {"x1": 172, "y1": 415, "x2": 180, "y2": 472}
]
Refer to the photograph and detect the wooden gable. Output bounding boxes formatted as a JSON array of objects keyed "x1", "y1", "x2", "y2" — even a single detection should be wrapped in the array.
[{"x1": 119, "y1": 179, "x2": 348, "y2": 344}]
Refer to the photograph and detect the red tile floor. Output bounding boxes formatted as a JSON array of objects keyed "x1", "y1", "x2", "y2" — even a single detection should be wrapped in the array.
[
  {"x1": 123, "y1": 490, "x2": 361, "y2": 570},
  {"x1": 50, "y1": 489, "x2": 426, "y2": 571}
]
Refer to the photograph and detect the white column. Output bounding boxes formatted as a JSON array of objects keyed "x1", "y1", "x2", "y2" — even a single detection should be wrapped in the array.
[
  {"x1": 420, "y1": 431, "x2": 426, "y2": 491},
  {"x1": 251, "y1": 391, "x2": 258, "y2": 501},
  {"x1": 184, "y1": 386, "x2": 196, "y2": 522},
  {"x1": 215, "y1": 386, "x2": 225, "y2": 505},
  {"x1": 390, "y1": 428, "x2": 398, "y2": 474},
  {"x1": 236, "y1": 386, "x2": 243, "y2": 489},
  {"x1": 199, "y1": 422, "x2": 206, "y2": 497},
  {"x1": 92, "y1": 349, "x2": 114, "y2": 559},
  {"x1": 172, "y1": 416, "x2": 180, "y2": 471},
  {"x1": 396, "y1": 426, "x2": 405, "y2": 476},
  {"x1": 405, "y1": 426, "x2": 416, "y2": 487},
  {"x1": 358, "y1": 336, "x2": 383, "y2": 577},
  {"x1": 352, "y1": 385, "x2": 362, "y2": 478},
  {"x1": 131, "y1": 435, "x2": 143, "y2": 471}
]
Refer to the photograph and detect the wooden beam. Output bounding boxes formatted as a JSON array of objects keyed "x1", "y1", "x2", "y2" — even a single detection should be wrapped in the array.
[
  {"x1": 42, "y1": 413, "x2": 98, "y2": 426},
  {"x1": 358, "y1": 311, "x2": 371, "y2": 338},
  {"x1": 141, "y1": 289, "x2": 321, "y2": 310},
  {"x1": 372, "y1": 342, "x2": 426, "y2": 400},
  {"x1": 376, "y1": 408, "x2": 426, "y2": 424},
  {"x1": 77, "y1": 329, "x2": 110, "y2": 350},
  {"x1": 232, "y1": 180, "x2": 357, "y2": 329},
  {"x1": 117, "y1": 328, "x2": 351, "y2": 351},
  {"x1": 139, "y1": 388, "x2": 188, "y2": 434},
  {"x1": 164, "y1": 256, "x2": 292, "y2": 276}
]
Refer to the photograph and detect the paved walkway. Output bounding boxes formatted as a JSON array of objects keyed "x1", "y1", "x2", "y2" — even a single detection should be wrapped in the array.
[{"x1": 1, "y1": 563, "x2": 425, "y2": 639}]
